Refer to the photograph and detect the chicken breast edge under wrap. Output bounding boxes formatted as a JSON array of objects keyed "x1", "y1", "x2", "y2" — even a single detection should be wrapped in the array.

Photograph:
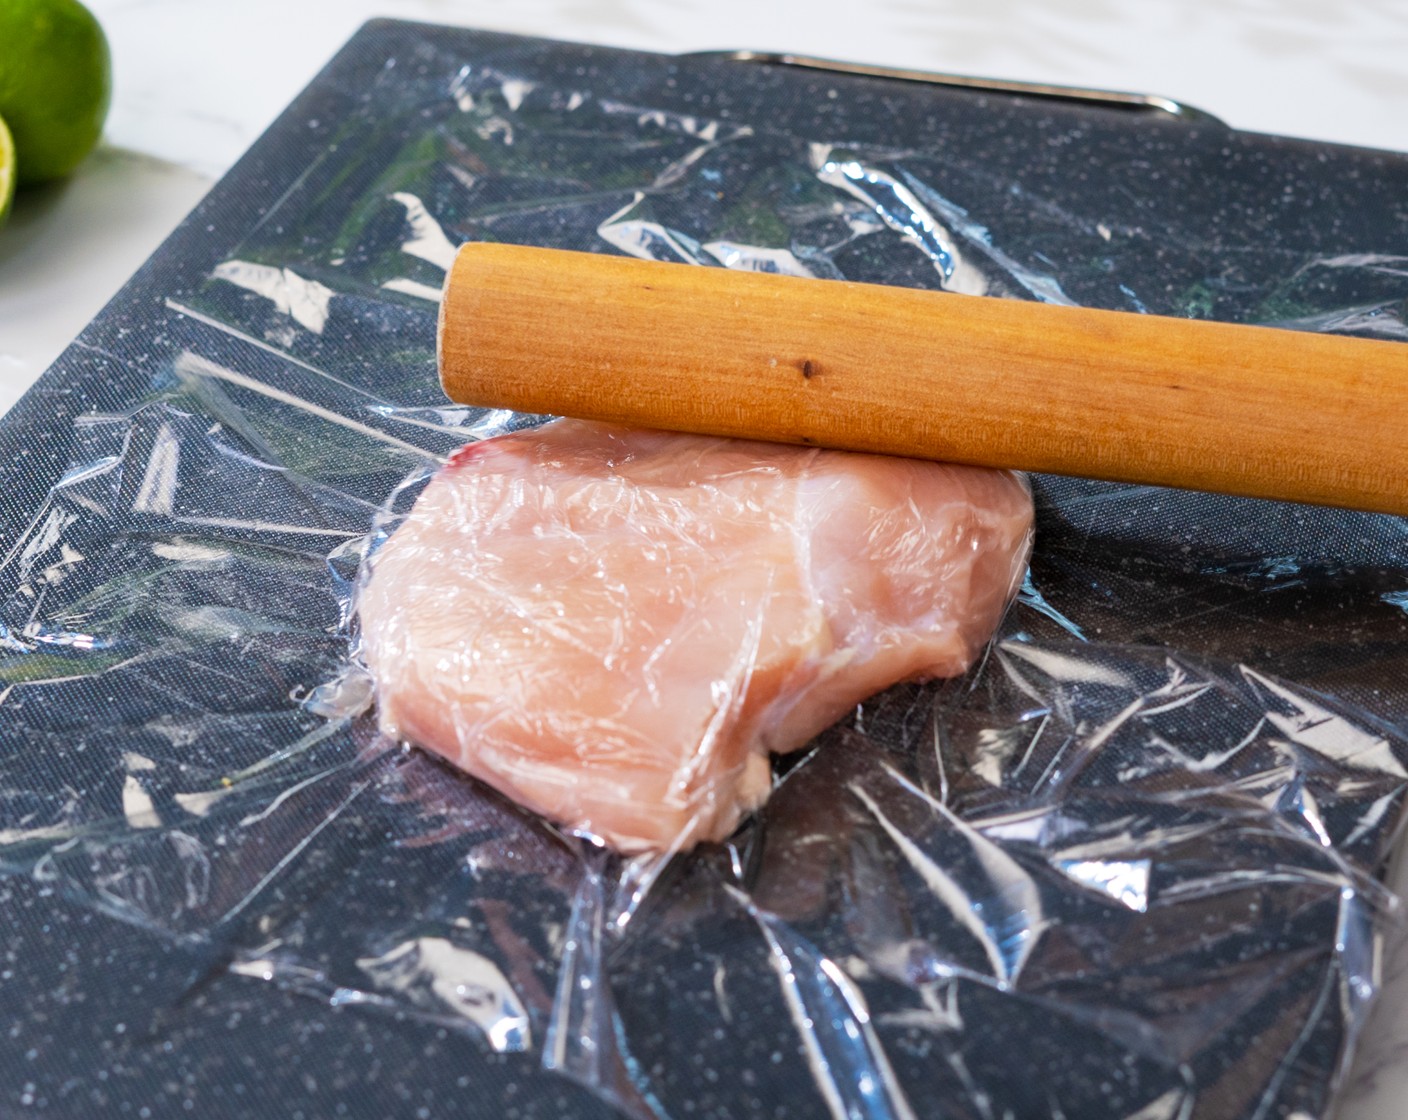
[{"x1": 357, "y1": 420, "x2": 1034, "y2": 853}]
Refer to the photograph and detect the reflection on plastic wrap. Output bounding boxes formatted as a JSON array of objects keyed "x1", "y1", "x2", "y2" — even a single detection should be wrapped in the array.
[{"x1": 3, "y1": 31, "x2": 1408, "y2": 1120}]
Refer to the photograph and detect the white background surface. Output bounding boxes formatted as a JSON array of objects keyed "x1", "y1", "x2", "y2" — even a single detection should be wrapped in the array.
[{"x1": 1, "y1": 1, "x2": 1407, "y2": 1115}]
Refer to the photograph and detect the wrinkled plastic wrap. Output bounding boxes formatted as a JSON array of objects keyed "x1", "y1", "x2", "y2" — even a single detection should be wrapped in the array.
[{"x1": 3, "y1": 21, "x2": 1408, "y2": 1120}]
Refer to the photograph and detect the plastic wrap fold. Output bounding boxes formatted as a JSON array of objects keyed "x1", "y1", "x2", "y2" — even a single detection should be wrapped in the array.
[{"x1": 2, "y1": 22, "x2": 1408, "y2": 1120}]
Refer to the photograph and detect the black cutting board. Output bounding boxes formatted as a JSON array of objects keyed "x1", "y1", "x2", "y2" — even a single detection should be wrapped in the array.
[{"x1": 1, "y1": 20, "x2": 1407, "y2": 1120}]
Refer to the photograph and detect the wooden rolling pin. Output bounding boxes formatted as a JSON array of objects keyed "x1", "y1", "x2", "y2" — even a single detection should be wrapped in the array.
[{"x1": 438, "y1": 242, "x2": 1408, "y2": 516}]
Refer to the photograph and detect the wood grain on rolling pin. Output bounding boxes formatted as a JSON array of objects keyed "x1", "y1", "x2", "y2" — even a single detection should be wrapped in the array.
[{"x1": 438, "y1": 242, "x2": 1408, "y2": 516}]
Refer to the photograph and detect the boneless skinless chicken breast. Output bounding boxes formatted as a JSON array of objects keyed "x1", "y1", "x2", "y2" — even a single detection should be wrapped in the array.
[{"x1": 358, "y1": 420, "x2": 1034, "y2": 853}]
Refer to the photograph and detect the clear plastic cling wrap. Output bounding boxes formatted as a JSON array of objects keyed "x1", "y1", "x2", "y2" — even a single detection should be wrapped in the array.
[{"x1": 2, "y1": 21, "x2": 1408, "y2": 1120}]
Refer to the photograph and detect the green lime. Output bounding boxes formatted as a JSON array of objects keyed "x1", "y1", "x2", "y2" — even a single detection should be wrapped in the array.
[
  {"x1": 0, "y1": 0, "x2": 111, "y2": 186},
  {"x1": 0, "y1": 113, "x2": 14, "y2": 225}
]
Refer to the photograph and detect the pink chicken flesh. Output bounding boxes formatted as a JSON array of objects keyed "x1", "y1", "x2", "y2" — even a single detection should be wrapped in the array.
[{"x1": 358, "y1": 420, "x2": 1033, "y2": 853}]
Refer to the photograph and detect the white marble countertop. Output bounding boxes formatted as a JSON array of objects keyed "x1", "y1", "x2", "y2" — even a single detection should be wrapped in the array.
[{"x1": 1, "y1": 2, "x2": 1406, "y2": 1116}]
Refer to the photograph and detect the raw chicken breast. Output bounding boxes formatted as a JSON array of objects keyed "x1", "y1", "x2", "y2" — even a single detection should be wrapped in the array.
[{"x1": 358, "y1": 420, "x2": 1033, "y2": 853}]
